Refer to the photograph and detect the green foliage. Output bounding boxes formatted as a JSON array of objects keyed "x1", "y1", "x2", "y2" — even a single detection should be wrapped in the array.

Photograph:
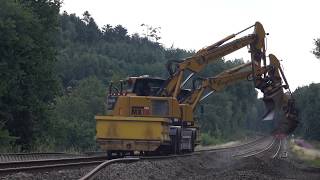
[
  {"x1": 43, "y1": 77, "x2": 105, "y2": 151},
  {"x1": 56, "y1": 12, "x2": 192, "y2": 87},
  {"x1": 200, "y1": 133, "x2": 224, "y2": 146},
  {"x1": 0, "y1": 123, "x2": 17, "y2": 152},
  {"x1": 294, "y1": 83, "x2": 320, "y2": 140},
  {"x1": 309, "y1": 158, "x2": 320, "y2": 168},
  {"x1": 0, "y1": 0, "x2": 61, "y2": 150}
]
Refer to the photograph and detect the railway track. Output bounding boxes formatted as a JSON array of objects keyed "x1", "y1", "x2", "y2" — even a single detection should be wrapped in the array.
[
  {"x1": 232, "y1": 137, "x2": 283, "y2": 159},
  {"x1": 0, "y1": 136, "x2": 274, "y2": 179},
  {"x1": 0, "y1": 155, "x2": 107, "y2": 175},
  {"x1": 0, "y1": 152, "x2": 85, "y2": 162},
  {"x1": 79, "y1": 136, "x2": 273, "y2": 180}
]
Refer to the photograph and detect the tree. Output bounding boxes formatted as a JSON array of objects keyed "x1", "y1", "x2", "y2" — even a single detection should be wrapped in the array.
[
  {"x1": 0, "y1": 0, "x2": 61, "y2": 150},
  {"x1": 140, "y1": 24, "x2": 161, "y2": 43},
  {"x1": 313, "y1": 38, "x2": 320, "y2": 59},
  {"x1": 294, "y1": 83, "x2": 320, "y2": 140},
  {"x1": 82, "y1": 11, "x2": 91, "y2": 24},
  {"x1": 81, "y1": 11, "x2": 101, "y2": 43}
]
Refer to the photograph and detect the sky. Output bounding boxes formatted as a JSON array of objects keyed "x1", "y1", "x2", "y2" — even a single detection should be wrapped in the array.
[{"x1": 61, "y1": 0, "x2": 320, "y2": 91}]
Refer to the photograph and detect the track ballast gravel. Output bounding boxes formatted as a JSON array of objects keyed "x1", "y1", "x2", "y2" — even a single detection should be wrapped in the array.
[{"x1": 1, "y1": 141, "x2": 320, "y2": 180}]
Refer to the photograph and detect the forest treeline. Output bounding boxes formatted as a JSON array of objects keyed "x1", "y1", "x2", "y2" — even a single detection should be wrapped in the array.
[{"x1": 0, "y1": 0, "x2": 319, "y2": 152}]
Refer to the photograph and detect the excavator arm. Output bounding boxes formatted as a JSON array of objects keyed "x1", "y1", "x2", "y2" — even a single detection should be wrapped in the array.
[
  {"x1": 182, "y1": 61, "x2": 268, "y2": 109},
  {"x1": 159, "y1": 22, "x2": 266, "y2": 98},
  {"x1": 182, "y1": 54, "x2": 298, "y2": 134}
]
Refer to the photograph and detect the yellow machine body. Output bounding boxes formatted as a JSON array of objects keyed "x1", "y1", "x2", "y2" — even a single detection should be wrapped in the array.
[
  {"x1": 95, "y1": 95, "x2": 198, "y2": 152},
  {"x1": 96, "y1": 115, "x2": 170, "y2": 151},
  {"x1": 109, "y1": 96, "x2": 181, "y2": 118}
]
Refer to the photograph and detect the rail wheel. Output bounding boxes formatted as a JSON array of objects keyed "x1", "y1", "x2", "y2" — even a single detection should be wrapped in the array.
[
  {"x1": 171, "y1": 127, "x2": 181, "y2": 154},
  {"x1": 107, "y1": 150, "x2": 113, "y2": 159}
]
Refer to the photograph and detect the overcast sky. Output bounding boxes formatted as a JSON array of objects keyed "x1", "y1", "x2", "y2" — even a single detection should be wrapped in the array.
[{"x1": 61, "y1": 0, "x2": 320, "y2": 90}]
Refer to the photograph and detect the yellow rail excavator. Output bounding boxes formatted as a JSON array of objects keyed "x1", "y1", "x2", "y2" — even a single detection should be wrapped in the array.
[{"x1": 95, "y1": 22, "x2": 298, "y2": 156}]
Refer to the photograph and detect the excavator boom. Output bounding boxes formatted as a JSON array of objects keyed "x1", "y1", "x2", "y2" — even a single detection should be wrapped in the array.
[{"x1": 160, "y1": 22, "x2": 265, "y2": 98}]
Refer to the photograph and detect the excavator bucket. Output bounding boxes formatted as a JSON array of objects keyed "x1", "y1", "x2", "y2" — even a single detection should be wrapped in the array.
[
  {"x1": 262, "y1": 98, "x2": 276, "y2": 121},
  {"x1": 261, "y1": 88, "x2": 299, "y2": 134},
  {"x1": 262, "y1": 88, "x2": 283, "y2": 121}
]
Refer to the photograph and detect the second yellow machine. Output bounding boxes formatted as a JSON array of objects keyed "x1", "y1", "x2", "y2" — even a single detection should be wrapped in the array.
[{"x1": 95, "y1": 22, "x2": 298, "y2": 156}]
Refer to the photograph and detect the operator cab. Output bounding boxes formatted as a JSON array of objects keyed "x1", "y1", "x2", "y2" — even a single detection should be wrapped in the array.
[
  {"x1": 108, "y1": 75, "x2": 164, "y2": 96},
  {"x1": 126, "y1": 75, "x2": 192, "y2": 98},
  {"x1": 106, "y1": 75, "x2": 192, "y2": 113},
  {"x1": 106, "y1": 76, "x2": 165, "y2": 113},
  {"x1": 109, "y1": 75, "x2": 191, "y2": 97},
  {"x1": 127, "y1": 75, "x2": 165, "y2": 96}
]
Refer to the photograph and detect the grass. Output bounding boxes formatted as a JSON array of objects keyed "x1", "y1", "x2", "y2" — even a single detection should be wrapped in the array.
[
  {"x1": 308, "y1": 158, "x2": 320, "y2": 167},
  {"x1": 290, "y1": 139, "x2": 320, "y2": 168},
  {"x1": 200, "y1": 133, "x2": 226, "y2": 146},
  {"x1": 200, "y1": 130, "x2": 259, "y2": 146}
]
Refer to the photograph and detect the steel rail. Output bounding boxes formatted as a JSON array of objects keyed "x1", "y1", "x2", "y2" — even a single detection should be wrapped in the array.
[
  {"x1": 242, "y1": 139, "x2": 277, "y2": 158},
  {"x1": 119, "y1": 136, "x2": 268, "y2": 160},
  {"x1": 0, "y1": 155, "x2": 108, "y2": 169},
  {"x1": 196, "y1": 136, "x2": 268, "y2": 153},
  {"x1": 79, "y1": 158, "x2": 140, "y2": 180},
  {"x1": 1, "y1": 136, "x2": 269, "y2": 178},
  {"x1": 0, "y1": 161, "x2": 104, "y2": 175},
  {"x1": 232, "y1": 138, "x2": 276, "y2": 158},
  {"x1": 231, "y1": 137, "x2": 274, "y2": 157},
  {"x1": 271, "y1": 139, "x2": 282, "y2": 158},
  {"x1": 0, "y1": 152, "x2": 70, "y2": 156},
  {"x1": 0, "y1": 152, "x2": 84, "y2": 163},
  {"x1": 0, "y1": 155, "x2": 108, "y2": 175},
  {"x1": 80, "y1": 136, "x2": 270, "y2": 180}
]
